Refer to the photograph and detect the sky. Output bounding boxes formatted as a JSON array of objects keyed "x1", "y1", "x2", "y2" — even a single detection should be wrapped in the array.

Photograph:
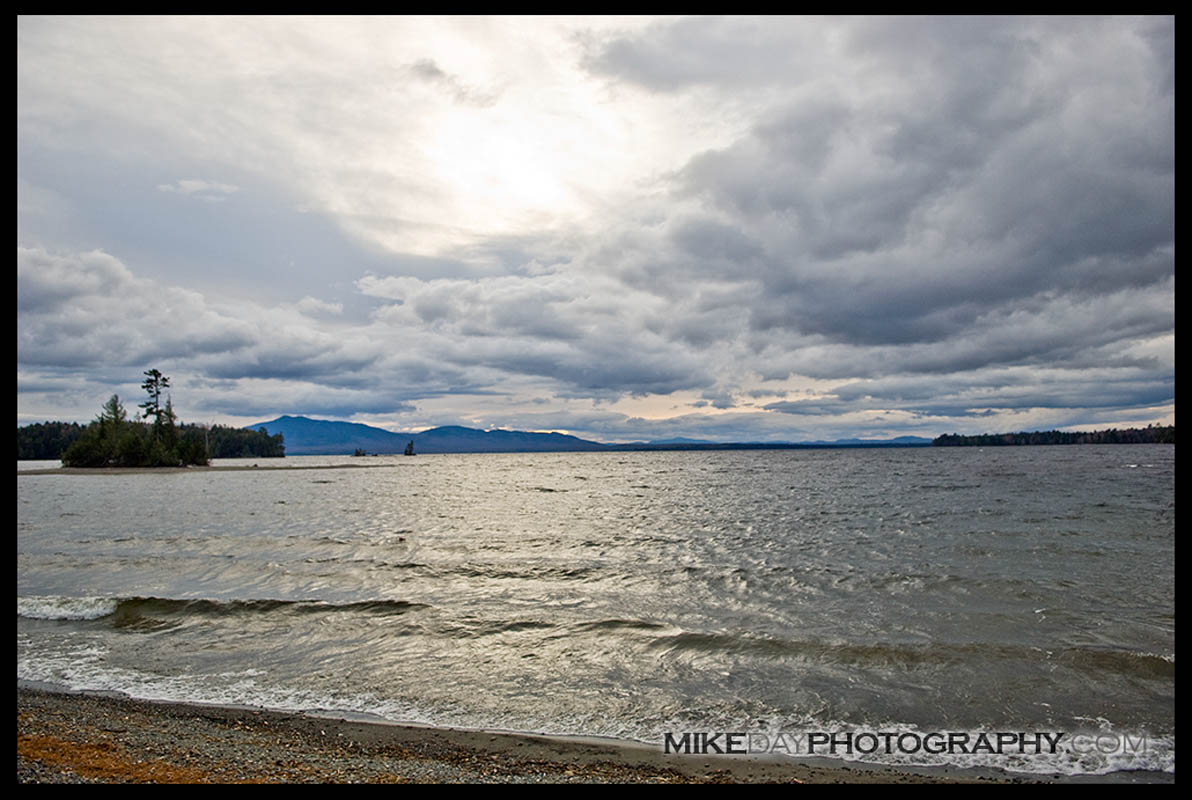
[{"x1": 17, "y1": 15, "x2": 1174, "y2": 443}]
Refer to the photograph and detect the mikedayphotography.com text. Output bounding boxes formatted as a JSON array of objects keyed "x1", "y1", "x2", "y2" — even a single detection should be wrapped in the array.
[{"x1": 663, "y1": 730, "x2": 1152, "y2": 758}]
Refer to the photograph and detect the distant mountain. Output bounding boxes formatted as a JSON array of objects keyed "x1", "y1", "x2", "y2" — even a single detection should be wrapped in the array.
[
  {"x1": 245, "y1": 416, "x2": 608, "y2": 455},
  {"x1": 802, "y1": 436, "x2": 933, "y2": 446},
  {"x1": 246, "y1": 416, "x2": 410, "y2": 455},
  {"x1": 245, "y1": 416, "x2": 933, "y2": 455},
  {"x1": 412, "y1": 425, "x2": 608, "y2": 454}
]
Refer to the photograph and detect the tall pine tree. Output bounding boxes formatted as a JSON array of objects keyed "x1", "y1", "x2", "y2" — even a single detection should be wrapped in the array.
[{"x1": 139, "y1": 369, "x2": 170, "y2": 441}]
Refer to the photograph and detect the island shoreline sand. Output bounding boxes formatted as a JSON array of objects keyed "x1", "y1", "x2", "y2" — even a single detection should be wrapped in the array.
[
  {"x1": 19, "y1": 685, "x2": 1168, "y2": 784},
  {"x1": 17, "y1": 463, "x2": 393, "y2": 476}
]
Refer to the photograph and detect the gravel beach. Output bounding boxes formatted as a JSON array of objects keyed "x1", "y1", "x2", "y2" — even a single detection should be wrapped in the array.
[{"x1": 18, "y1": 687, "x2": 1024, "y2": 784}]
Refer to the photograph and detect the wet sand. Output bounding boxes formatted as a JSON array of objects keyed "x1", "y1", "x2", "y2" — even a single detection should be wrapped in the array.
[{"x1": 18, "y1": 687, "x2": 1031, "y2": 784}]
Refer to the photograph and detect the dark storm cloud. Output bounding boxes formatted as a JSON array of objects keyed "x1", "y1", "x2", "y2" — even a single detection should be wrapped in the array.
[
  {"x1": 581, "y1": 17, "x2": 1174, "y2": 409},
  {"x1": 700, "y1": 391, "x2": 737, "y2": 410},
  {"x1": 478, "y1": 343, "x2": 709, "y2": 398},
  {"x1": 210, "y1": 393, "x2": 418, "y2": 420},
  {"x1": 581, "y1": 16, "x2": 828, "y2": 91},
  {"x1": 765, "y1": 365, "x2": 1173, "y2": 420},
  {"x1": 767, "y1": 278, "x2": 1174, "y2": 381},
  {"x1": 668, "y1": 78, "x2": 1171, "y2": 351},
  {"x1": 200, "y1": 349, "x2": 378, "y2": 383},
  {"x1": 360, "y1": 271, "x2": 718, "y2": 398}
]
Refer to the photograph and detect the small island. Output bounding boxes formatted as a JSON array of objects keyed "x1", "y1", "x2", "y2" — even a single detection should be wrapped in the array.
[{"x1": 20, "y1": 369, "x2": 285, "y2": 467}]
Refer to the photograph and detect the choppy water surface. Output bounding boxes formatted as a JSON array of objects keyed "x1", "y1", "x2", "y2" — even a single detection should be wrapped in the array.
[{"x1": 17, "y1": 447, "x2": 1174, "y2": 777}]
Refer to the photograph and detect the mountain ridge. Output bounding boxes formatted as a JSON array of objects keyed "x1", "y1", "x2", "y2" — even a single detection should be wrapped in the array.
[{"x1": 245, "y1": 415, "x2": 932, "y2": 455}]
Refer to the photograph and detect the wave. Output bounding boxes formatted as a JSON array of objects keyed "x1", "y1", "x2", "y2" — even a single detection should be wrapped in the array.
[
  {"x1": 1053, "y1": 647, "x2": 1176, "y2": 680},
  {"x1": 18, "y1": 595, "x2": 428, "y2": 624},
  {"x1": 423, "y1": 563, "x2": 599, "y2": 582},
  {"x1": 573, "y1": 618, "x2": 673, "y2": 633},
  {"x1": 647, "y1": 630, "x2": 1176, "y2": 680},
  {"x1": 17, "y1": 595, "x2": 120, "y2": 621}
]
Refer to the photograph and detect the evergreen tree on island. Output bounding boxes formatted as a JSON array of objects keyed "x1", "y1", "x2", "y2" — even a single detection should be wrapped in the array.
[{"x1": 139, "y1": 369, "x2": 170, "y2": 441}]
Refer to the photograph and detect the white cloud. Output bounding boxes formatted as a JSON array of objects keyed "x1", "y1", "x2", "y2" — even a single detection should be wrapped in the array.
[
  {"x1": 157, "y1": 178, "x2": 240, "y2": 200},
  {"x1": 295, "y1": 296, "x2": 344, "y2": 316}
]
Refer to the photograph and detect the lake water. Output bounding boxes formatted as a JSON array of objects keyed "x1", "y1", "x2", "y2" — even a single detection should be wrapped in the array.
[{"x1": 17, "y1": 446, "x2": 1175, "y2": 778}]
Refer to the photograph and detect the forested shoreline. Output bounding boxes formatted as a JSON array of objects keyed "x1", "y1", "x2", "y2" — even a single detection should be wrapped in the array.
[{"x1": 932, "y1": 425, "x2": 1174, "y2": 447}]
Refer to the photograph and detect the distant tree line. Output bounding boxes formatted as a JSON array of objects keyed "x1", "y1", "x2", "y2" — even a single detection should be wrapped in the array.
[
  {"x1": 16, "y1": 421, "x2": 86, "y2": 460},
  {"x1": 16, "y1": 369, "x2": 285, "y2": 464},
  {"x1": 17, "y1": 420, "x2": 286, "y2": 462},
  {"x1": 204, "y1": 424, "x2": 285, "y2": 458},
  {"x1": 932, "y1": 425, "x2": 1175, "y2": 447}
]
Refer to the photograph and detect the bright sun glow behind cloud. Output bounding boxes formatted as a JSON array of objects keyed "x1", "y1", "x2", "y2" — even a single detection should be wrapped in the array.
[{"x1": 334, "y1": 19, "x2": 738, "y2": 257}]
